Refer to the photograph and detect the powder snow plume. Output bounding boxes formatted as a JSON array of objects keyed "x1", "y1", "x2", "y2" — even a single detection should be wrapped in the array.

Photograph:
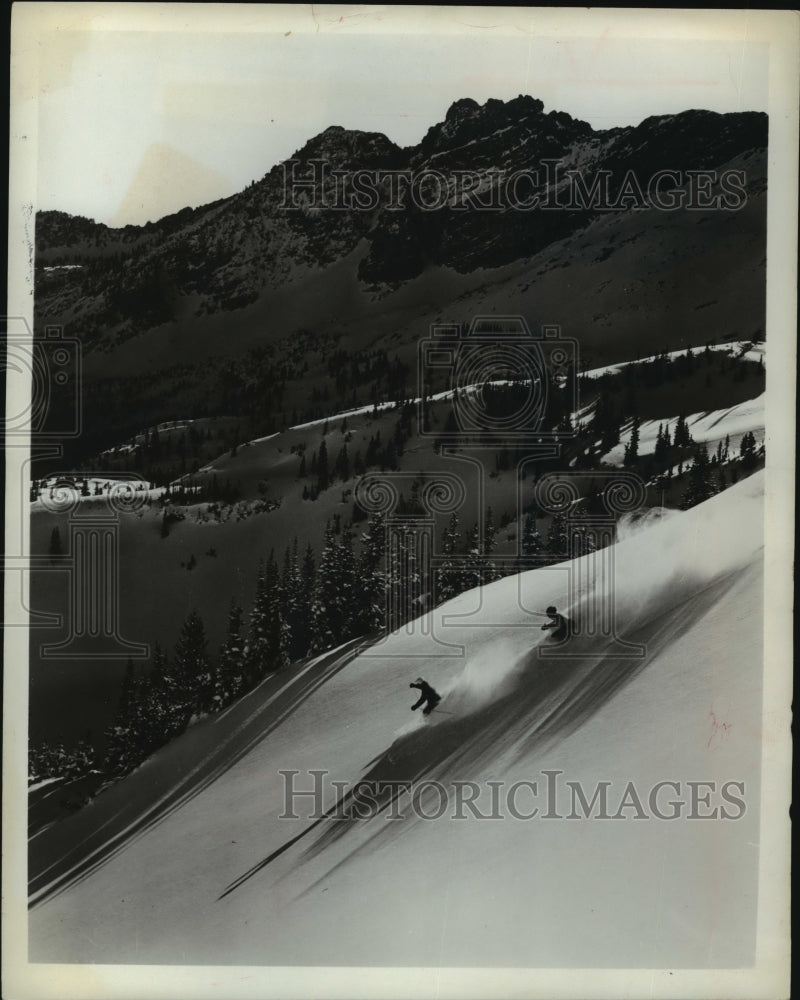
[
  {"x1": 28, "y1": 475, "x2": 766, "y2": 971},
  {"x1": 568, "y1": 473, "x2": 763, "y2": 644}
]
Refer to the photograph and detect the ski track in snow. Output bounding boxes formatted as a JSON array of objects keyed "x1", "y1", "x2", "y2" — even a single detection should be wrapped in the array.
[
  {"x1": 28, "y1": 470, "x2": 765, "y2": 966},
  {"x1": 228, "y1": 471, "x2": 761, "y2": 900},
  {"x1": 27, "y1": 635, "x2": 371, "y2": 909},
  {"x1": 243, "y1": 542, "x2": 753, "y2": 897}
]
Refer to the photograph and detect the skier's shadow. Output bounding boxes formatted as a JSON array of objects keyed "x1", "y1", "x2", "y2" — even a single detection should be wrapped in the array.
[{"x1": 219, "y1": 568, "x2": 743, "y2": 901}]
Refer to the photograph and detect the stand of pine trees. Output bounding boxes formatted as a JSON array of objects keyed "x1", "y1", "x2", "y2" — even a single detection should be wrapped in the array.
[
  {"x1": 72, "y1": 421, "x2": 767, "y2": 792},
  {"x1": 29, "y1": 739, "x2": 95, "y2": 786}
]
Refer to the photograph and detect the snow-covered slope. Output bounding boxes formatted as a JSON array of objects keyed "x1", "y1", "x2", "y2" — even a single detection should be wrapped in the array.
[
  {"x1": 580, "y1": 340, "x2": 764, "y2": 381},
  {"x1": 602, "y1": 393, "x2": 765, "y2": 467},
  {"x1": 29, "y1": 473, "x2": 764, "y2": 968}
]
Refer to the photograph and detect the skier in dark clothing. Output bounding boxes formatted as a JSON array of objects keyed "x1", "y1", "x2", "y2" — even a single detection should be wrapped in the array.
[
  {"x1": 541, "y1": 605, "x2": 569, "y2": 641},
  {"x1": 409, "y1": 678, "x2": 441, "y2": 715}
]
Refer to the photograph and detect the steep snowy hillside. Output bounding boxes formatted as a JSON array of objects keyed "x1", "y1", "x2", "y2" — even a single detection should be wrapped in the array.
[
  {"x1": 30, "y1": 472, "x2": 764, "y2": 968},
  {"x1": 603, "y1": 394, "x2": 765, "y2": 466}
]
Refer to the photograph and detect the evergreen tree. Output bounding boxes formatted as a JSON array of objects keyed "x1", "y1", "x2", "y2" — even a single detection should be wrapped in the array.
[
  {"x1": 358, "y1": 513, "x2": 388, "y2": 631},
  {"x1": 297, "y1": 543, "x2": 316, "y2": 654},
  {"x1": 309, "y1": 525, "x2": 359, "y2": 652},
  {"x1": 483, "y1": 506, "x2": 499, "y2": 582},
  {"x1": 623, "y1": 415, "x2": 640, "y2": 467},
  {"x1": 301, "y1": 542, "x2": 316, "y2": 591},
  {"x1": 484, "y1": 506, "x2": 496, "y2": 555},
  {"x1": 674, "y1": 413, "x2": 692, "y2": 448},
  {"x1": 460, "y1": 522, "x2": 484, "y2": 593},
  {"x1": 69, "y1": 738, "x2": 95, "y2": 779},
  {"x1": 522, "y1": 513, "x2": 543, "y2": 558},
  {"x1": 436, "y1": 511, "x2": 462, "y2": 603},
  {"x1": 679, "y1": 444, "x2": 719, "y2": 510},
  {"x1": 654, "y1": 423, "x2": 671, "y2": 466},
  {"x1": 309, "y1": 527, "x2": 341, "y2": 653},
  {"x1": 594, "y1": 389, "x2": 622, "y2": 452},
  {"x1": 386, "y1": 526, "x2": 422, "y2": 630},
  {"x1": 246, "y1": 559, "x2": 270, "y2": 686},
  {"x1": 103, "y1": 658, "x2": 140, "y2": 776},
  {"x1": 547, "y1": 512, "x2": 568, "y2": 560},
  {"x1": 31, "y1": 739, "x2": 96, "y2": 783},
  {"x1": 173, "y1": 609, "x2": 214, "y2": 715},
  {"x1": 214, "y1": 601, "x2": 246, "y2": 709},
  {"x1": 135, "y1": 642, "x2": 177, "y2": 744},
  {"x1": 118, "y1": 656, "x2": 137, "y2": 711},
  {"x1": 264, "y1": 549, "x2": 290, "y2": 672},
  {"x1": 111, "y1": 642, "x2": 184, "y2": 769},
  {"x1": 281, "y1": 539, "x2": 306, "y2": 661},
  {"x1": 740, "y1": 431, "x2": 758, "y2": 470}
]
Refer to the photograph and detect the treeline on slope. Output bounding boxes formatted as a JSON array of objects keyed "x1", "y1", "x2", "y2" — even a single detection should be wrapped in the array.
[
  {"x1": 586, "y1": 343, "x2": 764, "y2": 452},
  {"x1": 293, "y1": 402, "x2": 416, "y2": 500},
  {"x1": 98, "y1": 418, "x2": 243, "y2": 490},
  {"x1": 29, "y1": 415, "x2": 765, "y2": 791},
  {"x1": 587, "y1": 343, "x2": 765, "y2": 502},
  {"x1": 105, "y1": 413, "x2": 764, "y2": 786},
  {"x1": 294, "y1": 369, "x2": 580, "y2": 500},
  {"x1": 32, "y1": 331, "x2": 414, "y2": 481},
  {"x1": 35, "y1": 344, "x2": 286, "y2": 479},
  {"x1": 28, "y1": 494, "x2": 576, "y2": 787},
  {"x1": 29, "y1": 348, "x2": 766, "y2": 785}
]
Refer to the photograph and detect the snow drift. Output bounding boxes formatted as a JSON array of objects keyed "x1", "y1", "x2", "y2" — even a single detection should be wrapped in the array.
[{"x1": 29, "y1": 472, "x2": 764, "y2": 968}]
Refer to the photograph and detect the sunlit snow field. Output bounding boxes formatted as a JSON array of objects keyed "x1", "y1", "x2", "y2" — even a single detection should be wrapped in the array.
[{"x1": 29, "y1": 472, "x2": 763, "y2": 967}]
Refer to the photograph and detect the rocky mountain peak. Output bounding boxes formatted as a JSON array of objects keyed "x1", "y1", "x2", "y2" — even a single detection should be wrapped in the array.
[
  {"x1": 444, "y1": 97, "x2": 480, "y2": 122},
  {"x1": 293, "y1": 124, "x2": 404, "y2": 169}
]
